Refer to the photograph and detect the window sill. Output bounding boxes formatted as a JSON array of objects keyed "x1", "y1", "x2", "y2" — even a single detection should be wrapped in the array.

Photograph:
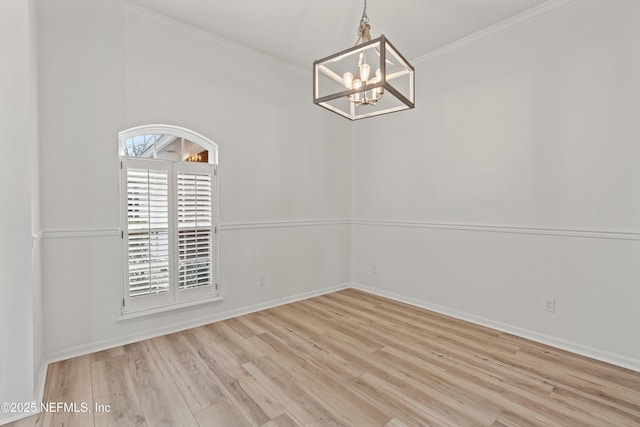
[{"x1": 118, "y1": 295, "x2": 224, "y2": 321}]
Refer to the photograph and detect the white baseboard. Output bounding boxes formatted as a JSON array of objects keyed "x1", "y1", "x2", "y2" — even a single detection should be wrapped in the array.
[
  {"x1": 44, "y1": 282, "x2": 350, "y2": 365},
  {"x1": 36, "y1": 357, "x2": 48, "y2": 404},
  {"x1": 350, "y1": 282, "x2": 640, "y2": 373}
]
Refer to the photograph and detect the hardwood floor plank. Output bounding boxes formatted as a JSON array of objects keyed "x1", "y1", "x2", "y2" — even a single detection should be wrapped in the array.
[
  {"x1": 138, "y1": 383, "x2": 197, "y2": 427},
  {"x1": 225, "y1": 317, "x2": 261, "y2": 339},
  {"x1": 241, "y1": 361, "x2": 325, "y2": 427},
  {"x1": 250, "y1": 311, "x2": 364, "y2": 381},
  {"x1": 348, "y1": 372, "x2": 458, "y2": 426},
  {"x1": 322, "y1": 289, "x2": 381, "y2": 311},
  {"x1": 371, "y1": 319, "x2": 464, "y2": 370},
  {"x1": 248, "y1": 332, "x2": 392, "y2": 426},
  {"x1": 297, "y1": 301, "x2": 459, "y2": 374},
  {"x1": 448, "y1": 362, "x2": 615, "y2": 427},
  {"x1": 548, "y1": 386, "x2": 640, "y2": 427},
  {"x1": 193, "y1": 399, "x2": 251, "y2": 427},
  {"x1": 91, "y1": 356, "x2": 146, "y2": 427},
  {"x1": 234, "y1": 367, "x2": 286, "y2": 420},
  {"x1": 312, "y1": 294, "x2": 383, "y2": 325},
  {"x1": 371, "y1": 346, "x2": 559, "y2": 427},
  {"x1": 42, "y1": 355, "x2": 94, "y2": 427},
  {"x1": 341, "y1": 289, "x2": 507, "y2": 341},
  {"x1": 181, "y1": 329, "x2": 271, "y2": 426},
  {"x1": 372, "y1": 322, "x2": 555, "y2": 397},
  {"x1": 383, "y1": 418, "x2": 410, "y2": 427},
  {"x1": 243, "y1": 358, "x2": 351, "y2": 427},
  {"x1": 293, "y1": 296, "x2": 375, "y2": 328},
  {"x1": 366, "y1": 349, "x2": 497, "y2": 426},
  {"x1": 484, "y1": 347, "x2": 640, "y2": 414},
  {"x1": 44, "y1": 355, "x2": 92, "y2": 401},
  {"x1": 152, "y1": 333, "x2": 226, "y2": 412},
  {"x1": 185, "y1": 326, "x2": 244, "y2": 373},
  {"x1": 203, "y1": 322, "x2": 264, "y2": 365},
  {"x1": 437, "y1": 331, "x2": 521, "y2": 361},
  {"x1": 498, "y1": 332, "x2": 640, "y2": 390},
  {"x1": 266, "y1": 305, "x2": 327, "y2": 337},
  {"x1": 91, "y1": 346, "x2": 125, "y2": 363},
  {"x1": 183, "y1": 328, "x2": 285, "y2": 422},
  {"x1": 123, "y1": 340, "x2": 173, "y2": 394},
  {"x1": 239, "y1": 313, "x2": 272, "y2": 336},
  {"x1": 394, "y1": 347, "x2": 565, "y2": 425},
  {"x1": 515, "y1": 348, "x2": 640, "y2": 399},
  {"x1": 259, "y1": 413, "x2": 301, "y2": 427},
  {"x1": 311, "y1": 330, "x2": 495, "y2": 425}
]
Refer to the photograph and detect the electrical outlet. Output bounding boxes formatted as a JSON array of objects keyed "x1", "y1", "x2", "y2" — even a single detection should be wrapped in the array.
[
  {"x1": 259, "y1": 275, "x2": 266, "y2": 287},
  {"x1": 372, "y1": 265, "x2": 377, "y2": 274},
  {"x1": 544, "y1": 298, "x2": 556, "y2": 313}
]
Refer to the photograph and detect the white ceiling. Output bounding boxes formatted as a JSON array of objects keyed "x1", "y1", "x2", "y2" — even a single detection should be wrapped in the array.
[{"x1": 125, "y1": 0, "x2": 548, "y2": 69}]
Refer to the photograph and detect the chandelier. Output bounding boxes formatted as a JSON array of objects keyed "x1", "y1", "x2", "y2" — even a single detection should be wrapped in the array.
[{"x1": 313, "y1": 0, "x2": 415, "y2": 120}]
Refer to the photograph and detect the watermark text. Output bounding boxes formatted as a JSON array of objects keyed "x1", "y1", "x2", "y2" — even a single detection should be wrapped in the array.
[{"x1": 1, "y1": 401, "x2": 111, "y2": 414}]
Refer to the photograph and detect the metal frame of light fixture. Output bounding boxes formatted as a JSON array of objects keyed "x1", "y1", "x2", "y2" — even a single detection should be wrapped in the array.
[{"x1": 313, "y1": 0, "x2": 415, "y2": 120}]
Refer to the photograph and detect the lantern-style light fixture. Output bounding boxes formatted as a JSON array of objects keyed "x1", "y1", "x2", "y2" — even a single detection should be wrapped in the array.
[{"x1": 313, "y1": 0, "x2": 415, "y2": 120}]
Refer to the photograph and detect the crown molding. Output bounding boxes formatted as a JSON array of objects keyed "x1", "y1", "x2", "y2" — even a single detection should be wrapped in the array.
[
  {"x1": 412, "y1": 0, "x2": 585, "y2": 65},
  {"x1": 82, "y1": 0, "x2": 584, "y2": 80},
  {"x1": 83, "y1": 0, "x2": 308, "y2": 79}
]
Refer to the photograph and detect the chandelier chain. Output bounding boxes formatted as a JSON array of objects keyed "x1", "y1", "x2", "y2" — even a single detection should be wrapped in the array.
[
  {"x1": 360, "y1": 0, "x2": 369, "y2": 25},
  {"x1": 355, "y1": 0, "x2": 371, "y2": 45}
]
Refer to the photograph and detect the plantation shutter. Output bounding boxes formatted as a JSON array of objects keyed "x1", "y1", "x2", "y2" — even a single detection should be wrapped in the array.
[
  {"x1": 126, "y1": 165, "x2": 170, "y2": 297},
  {"x1": 120, "y1": 150, "x2": 218, "y2": 314},
  {"x1": 177, "y1": 169, "x2": 214, "y2": 290}
]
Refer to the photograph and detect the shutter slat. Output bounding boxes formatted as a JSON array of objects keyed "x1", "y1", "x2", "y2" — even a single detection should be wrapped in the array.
[
  {"x1": 177, "y1": 171, "x2": 213, "y2": 290},
  {"x1": 126, "y1": 167, "x2": 170, "y2": 297}
]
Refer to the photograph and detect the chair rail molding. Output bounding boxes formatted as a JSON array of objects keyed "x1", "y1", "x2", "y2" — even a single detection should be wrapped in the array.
[
  {"x1": 352, "y1": 219, "x2": 640, "y2": 241},
  {"x1": 41, "y1": 219, "x2": 352, "y2": 240}
]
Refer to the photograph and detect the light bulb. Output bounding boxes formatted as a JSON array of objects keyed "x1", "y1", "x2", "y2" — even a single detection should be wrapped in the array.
[
  {"x1": 359, "y1": 63, "x2": 370, "y2": 82},
  {"x1": 375, "y1": 69, "x2": 383, "y2": 99},
  {"x1": 368, "y1": 76, "x2": 377, "y2": 100},
  {"x1": 343, "y1": 72, "x2": 353, "y2": 89},
  {"x1": 353, "y1": 79, "x2": 362, "y2": 102}
]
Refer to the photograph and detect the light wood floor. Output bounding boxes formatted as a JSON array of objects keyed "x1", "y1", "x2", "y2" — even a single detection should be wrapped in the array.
[{"x1": 8, "y1": 289, "x2": 640, "y2": 427}]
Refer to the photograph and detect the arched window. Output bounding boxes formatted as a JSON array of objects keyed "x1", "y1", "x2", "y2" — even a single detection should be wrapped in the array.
[{"x1": 119, "y1": 125, "x2": 219, "y2": 315}]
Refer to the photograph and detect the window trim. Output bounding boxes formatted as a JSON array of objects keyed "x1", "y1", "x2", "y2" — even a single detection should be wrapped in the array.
[{"x1": 118, "y1": 125, "x2": 220, "y2": 317}]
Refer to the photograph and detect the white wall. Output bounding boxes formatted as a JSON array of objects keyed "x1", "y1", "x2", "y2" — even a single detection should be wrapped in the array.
[
  {"x1": 352, "y1": 0, "x2": 640, "y2": 369},
  {"x1": 37, "y1": 1, "x2": 352, "y2": 359},
  {"x1": 0, "y1": 0, "x2": 42, "y2": 423}
]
